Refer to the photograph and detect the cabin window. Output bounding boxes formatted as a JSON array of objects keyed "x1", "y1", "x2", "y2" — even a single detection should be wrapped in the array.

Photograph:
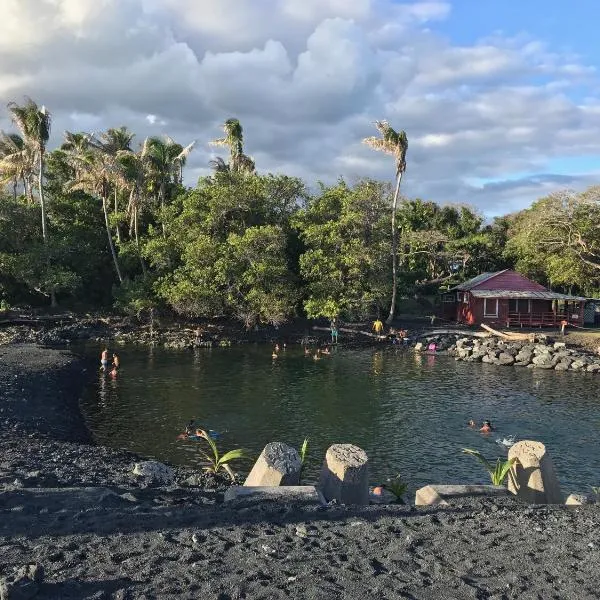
[
  {"x1": 463, "y1": 293, "x2": 469, "y2": 304},
  {"x1": 442, "y1": 294, "x2": 455, "y2": 303},
  {"x1": 509, "y1": 299, "x2": 531, "y2": 313},
  {"x1": 483, "y1": 298, "x2": 498, "y2": 317},
  {"x1": 457, "y1": 292, "x2": 464, "y2": 302}
]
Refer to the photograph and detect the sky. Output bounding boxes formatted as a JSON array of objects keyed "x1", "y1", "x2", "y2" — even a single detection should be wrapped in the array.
[{"x1": 1, "y1": 0, "x2": 600, "y2": 216}]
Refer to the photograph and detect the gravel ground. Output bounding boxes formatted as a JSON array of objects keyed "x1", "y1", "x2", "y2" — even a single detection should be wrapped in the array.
[{"x1": 1, "y1": 344, "x2": 599, "y2": 599}]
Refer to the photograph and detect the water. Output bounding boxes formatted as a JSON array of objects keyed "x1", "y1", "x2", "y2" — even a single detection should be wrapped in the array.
[{"x1": 80, "y1": 345, "x2": 600, "y2": 492}]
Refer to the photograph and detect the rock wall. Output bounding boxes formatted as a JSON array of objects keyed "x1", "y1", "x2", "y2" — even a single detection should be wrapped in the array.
[{"x1": 418, "y1": 333, "x2": 600, "y2": 373}]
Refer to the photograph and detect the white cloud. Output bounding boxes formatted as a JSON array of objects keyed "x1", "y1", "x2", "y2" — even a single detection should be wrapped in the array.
[{"x1": 0, "y1": 0, "x2": 599, "y2": 215}]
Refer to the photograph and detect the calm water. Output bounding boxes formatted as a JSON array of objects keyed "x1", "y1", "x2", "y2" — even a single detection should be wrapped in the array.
[{"x1": 80, "y1": 345, "x2": 600, "y2": 492}]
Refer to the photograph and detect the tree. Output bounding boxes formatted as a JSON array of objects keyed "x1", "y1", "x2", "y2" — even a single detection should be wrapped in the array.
[
  {"x1": 7, "y1": 99, "x2": 51, "y2": 243},
  {"x1": 67, "y1": 147, "x2": 124, "y2": 283},
  {"x1": 505, "y1": 188, "x2": 600, "y2": 294},
  {"x1": 142, "y1": 135, "x2": 195, "y2": 235},
  {"x1": 363, "y1": 121, "x2": 408, "y2": 323},
  {"x1": 294, "y1": 180, "x2": 390, "y2": 319},
  {"x1": 210, "y1": 118, "x2": 255, "y2": 174},
  {"x1": 0, "y1": 132, "x2": 33, "y2": 200}
]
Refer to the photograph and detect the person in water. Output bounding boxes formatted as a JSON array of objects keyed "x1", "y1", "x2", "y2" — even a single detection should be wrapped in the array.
[
  {"x1": 467, "y1": 419, "x2": 476, "y2": 428},
  {"x1": 274, "y1": 343, "x2": 280, "y2": 352},
  {"x1": 100, "y1": 348, "x2": 109, "y2": 371},
  {"x1": 112, "y1": 353, "x2": 120, "y2": 369},
  {"x1": 304, "y1": 347, "x2": 311, "y2": 356},
  {"x1": 480, "y1": 420, "x2": 493, "y2": 433},
  {"x1": 109, "y1": 366, "x2": 118, "y2": 377}
]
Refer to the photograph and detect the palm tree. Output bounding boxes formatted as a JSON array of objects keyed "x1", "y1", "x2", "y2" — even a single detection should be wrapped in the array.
[
  {"x1": 118, "y1": 149, "x2": 147, "y2": 275},
  {"x1": 67, "y1": 148, "x2": 124, "y2": 283},
  {"x1": 0, "y1": 132, "x2": 34, "y2": 200},
  {"x1": 210, "y1": 118, "x2": 255, "y2": 174},
  {"x1": 363, "y1": 120, "x2": 408, "y2": 324},
  {"x1": 94, "y1": 127, "x2": 134, "y2": 242},
  {"x1": 7, "y1": 98, "x2": 51, "y2": 242},
  {"x1": 141, "y1": 135, "x2": 195, "y2": 235}
]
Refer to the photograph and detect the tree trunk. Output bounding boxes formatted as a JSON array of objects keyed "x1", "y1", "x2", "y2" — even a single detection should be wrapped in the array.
[
  {"x1": 103, "y1": 195, "x2": 123, "y2": 283},
  {"x1": 386, "y1": 172, "x2": 403, "y2": 325},
  {"x1": 38, "y1": 154, "x2": 48, "y2": 243},
  {"x1": 134, "y1": 208, "x2": 146, "y2": 277},
  {"x1": 12, "y1": 179, "x2": 17, "y2": 201},
  {"x1": 160, "y1": 182, "x2": 166, "y2": 237},
  {"x1": 114, "y1": 187, "x2": 121, "y2": 243}
]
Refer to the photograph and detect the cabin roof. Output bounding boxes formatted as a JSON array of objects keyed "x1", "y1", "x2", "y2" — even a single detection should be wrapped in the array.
[
  {"x1": 470, "y1": 290, "x2": 587, "y2": 301},
  {"x1": 449, "y1": 270, "x2": 509, "y2": 291}
]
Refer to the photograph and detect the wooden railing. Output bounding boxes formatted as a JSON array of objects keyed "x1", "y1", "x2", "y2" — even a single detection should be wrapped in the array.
[{"x1": 507, "y1": 312, "x2": 568, "y2": 327}]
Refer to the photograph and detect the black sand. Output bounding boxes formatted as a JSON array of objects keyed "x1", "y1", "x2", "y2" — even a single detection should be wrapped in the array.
[{"x1": 1, "y1": 345, "x2": 599, "y2": 599}]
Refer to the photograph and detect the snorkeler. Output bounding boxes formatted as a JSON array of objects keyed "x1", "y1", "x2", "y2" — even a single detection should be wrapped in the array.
[{"x1": 480, "y1": 420, "x2": 493, "y2": 433}]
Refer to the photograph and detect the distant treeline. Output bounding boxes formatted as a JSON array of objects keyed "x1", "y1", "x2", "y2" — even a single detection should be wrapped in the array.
[{"x1": 1, "y1": 98, "x2": 599, "y2": 325}]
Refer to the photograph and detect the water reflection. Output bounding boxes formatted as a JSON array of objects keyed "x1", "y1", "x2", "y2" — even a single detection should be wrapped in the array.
[{"x1": 79, "y1": 345, "x2": 600, "y2": 492}]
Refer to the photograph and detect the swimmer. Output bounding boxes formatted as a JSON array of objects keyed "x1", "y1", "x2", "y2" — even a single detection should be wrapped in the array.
[
  {"x1": 313, "y1": 350, "x2": 321, "y2": 360},
  {"x1": 100, "y1": 347, "x2": 109, "y2": 371},
  {"x1": 304, "y1": 347, "x2": 311, "y2": 356},
  {"x1": 112, "y1": 353, "x2": 120, "y2": 369},
  {"x1": 480, "y1": 420, "x2": 493, "y2": 433},
  {"x1": 109, "y1": 367, "x2": 118, "y2": 377},
  {"x1": 272, "y1": 351, "x2": 278, "y2": 359},
  {"x1": 321, "y1": 346, "x2": 330, "y2": 355},
  {"x1": 274, "y1": 344, "x2": 280, "y2": 352},
  {"x1": 467, "y1": 419, "x2": 476, "y2": 428}
]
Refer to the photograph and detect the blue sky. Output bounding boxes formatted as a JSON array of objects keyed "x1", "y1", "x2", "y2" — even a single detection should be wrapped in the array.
[{"x1": 1, "y1": 0, "x2": 599, "y2": 216}]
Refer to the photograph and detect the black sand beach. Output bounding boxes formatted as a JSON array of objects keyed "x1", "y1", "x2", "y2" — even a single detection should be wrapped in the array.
[{"x1": 1, "y1": 344, "x2": 599, "y2": 599}]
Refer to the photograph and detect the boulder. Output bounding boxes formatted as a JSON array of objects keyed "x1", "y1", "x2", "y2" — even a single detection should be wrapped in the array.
[
  {"x1": 554, "y1": 362, "x2": 570, "y2": 371},
  {"x1": 507, "y1": 441, "x2": 563, "y2": 504},
  {"x1": 244, "y1": 442, "x2": 301, "y2": 486},
  {"x1": 497, "y1": 352, "x2": 515, "y2": 366},
  {"x1": 132, "y1": 461, "x2": 175, "y2": 485},
  {"x1": 319, "y1": 444, "x2": 369, "y2": 505},
  {"x1": 587, "y1": 364, "x2": 600, "y2": 373},
  {"x1": 0, "y1": 564, "x2": 43, "y2": 600},
  {"x1": 415, "y1": 484, "x2": 510, "y2": 507}
]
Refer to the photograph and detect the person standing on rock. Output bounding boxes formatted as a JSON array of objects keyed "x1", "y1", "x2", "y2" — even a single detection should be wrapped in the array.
[{"x1": 100, "y1": 348, "x2": 109, "y2": 371}]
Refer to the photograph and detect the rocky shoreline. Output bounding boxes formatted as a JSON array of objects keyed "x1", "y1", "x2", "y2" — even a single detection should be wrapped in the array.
[
  {"x1": 418, "y1": 331, "x2": 600, "y2": 373},
  {"x1": 1, "y1": 344, "x2": 600, "y2": 598}
]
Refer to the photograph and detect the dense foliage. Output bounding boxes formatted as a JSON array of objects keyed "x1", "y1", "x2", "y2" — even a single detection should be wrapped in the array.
[{"x1": 1, "y1": 98, "x2": 598, "y2": 322}]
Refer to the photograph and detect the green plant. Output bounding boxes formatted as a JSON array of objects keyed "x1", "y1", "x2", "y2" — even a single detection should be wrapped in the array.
[
  {"x1": 383, "y1": 474, "x2": 407, "y2": 503},
  {"x1": 462, "y1": 448, "x2": 517, "y2": 486},
  {"x1": 299, "y1": 437, "x2": 309, "y2": 482},
  {"x1": 196, "y1": 429, "x2": 248, "y2": 481},
  {"x1": 591, "y1": 486, "x2": 600, "y2": 501}
]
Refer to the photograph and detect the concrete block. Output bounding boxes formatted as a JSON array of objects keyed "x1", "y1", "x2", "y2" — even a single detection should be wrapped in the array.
[
  {"x1": 224, "y1": 486, "x2": 325, "y2": 505},
  {"x1": 508, "y1": 440, "x2": 563, "y2": 504},
  {"x1": 318, "y1": 444, "x2": 369, "y2": 505},
  {"x1": 565, "y1": 493, "x2": 591, "y2": 506},
  {"x1": 415, "y1": 484, "x2": 510, "y2": 506},
  {"x1": 244, "y1": 442, "x2": 301, "y2": 486}
]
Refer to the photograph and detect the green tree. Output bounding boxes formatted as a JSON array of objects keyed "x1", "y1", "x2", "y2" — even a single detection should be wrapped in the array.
[
  {"x1": 7, "y1": 99, "x2": 51, "y2": 243},
  {"x1": 363, "y1": 121, "x2": 408, "y2": 323},
  {"x1": 210, "y1": 118, "x2": 255, "y2": 174},
  {"x1": 294, "y1": 180, "x2": 390, "y2": 319}
]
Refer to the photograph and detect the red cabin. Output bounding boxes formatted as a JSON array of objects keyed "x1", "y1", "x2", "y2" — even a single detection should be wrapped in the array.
[{"x1": 439, "y1": 270, "x2": 585, "y2": 327}]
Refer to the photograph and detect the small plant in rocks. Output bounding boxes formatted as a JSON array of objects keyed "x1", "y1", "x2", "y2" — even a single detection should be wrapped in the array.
[
  {"x1": 591, "y1": 486, "x2": 600, "y2": 502},
  {"x1": 383, "y1": 474, "x2": 408, "y2": 503},
  {"x1": 462, "y1": 448, "x2": 517, "y2": 486},
  {"x1": 298, "y1": 437, "x2": 310, "y2": 483},
  {"x1": 196, "y1": 429, "x2": 248, "y2": 481}
]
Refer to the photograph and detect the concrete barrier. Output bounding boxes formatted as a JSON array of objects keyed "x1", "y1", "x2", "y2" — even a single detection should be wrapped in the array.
[
  {"x1": 244, "y1": 442, "x2": 302, "y2": 486},
  {"x1": 318, "y1": 444, "x2": 369, "y2": 505},
  {"x1": 507, "y1": 440, "x2": 563, "y2": 504}
]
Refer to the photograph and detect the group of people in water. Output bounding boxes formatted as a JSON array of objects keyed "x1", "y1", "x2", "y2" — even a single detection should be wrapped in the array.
[
  {"x1": 468, "y1": 419, "x2": 494, "y2": 433},
  {"x1": 100, "y1": 348, "x2": 120, "y2": 377}
]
